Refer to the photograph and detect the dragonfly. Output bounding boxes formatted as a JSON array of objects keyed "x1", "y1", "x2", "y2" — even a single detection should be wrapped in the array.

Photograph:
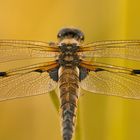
[{"x1": 0, "y1": 28, "x2": 140, "y2": 140}]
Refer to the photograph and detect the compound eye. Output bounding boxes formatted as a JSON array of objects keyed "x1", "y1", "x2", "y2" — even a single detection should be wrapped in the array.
[
  {"x1": 57, "y1": 33, "x2": 62, "y2": 38},
  {"x1": 80, "y1": 35, "x2": 84, "y2": 41}
]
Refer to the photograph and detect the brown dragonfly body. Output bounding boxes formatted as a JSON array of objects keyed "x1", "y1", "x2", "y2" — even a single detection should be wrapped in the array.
[
  {"x1": 0, "y1": 28, "x2": 140, "y2": 140},
  {"x1": 59, "y1": 67, "x2": 79, "y2": 140},
  {"x1": 57, "y1": 28, "x2": 85, "y2": 140}
]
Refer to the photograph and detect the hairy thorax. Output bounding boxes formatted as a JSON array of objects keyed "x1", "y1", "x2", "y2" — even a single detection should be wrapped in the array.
[{"x1": 58, "y1": 41, "x2": 80, "y2": 67}]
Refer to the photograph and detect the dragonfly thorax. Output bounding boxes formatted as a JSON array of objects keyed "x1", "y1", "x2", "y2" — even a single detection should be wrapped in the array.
[
  {"x1": 58, "y1": 44, "x2": 80, "y2": 67},
  {"x1": 59, "y1": 43, "x2": 79, "y2": 53}
]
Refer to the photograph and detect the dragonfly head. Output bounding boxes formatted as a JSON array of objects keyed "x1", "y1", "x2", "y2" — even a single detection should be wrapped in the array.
[{"x1": 57, "y1": 27, "x2": 84, "y2": 43}]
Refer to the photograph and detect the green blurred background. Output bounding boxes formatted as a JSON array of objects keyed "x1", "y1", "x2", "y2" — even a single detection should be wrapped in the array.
[{"x1": 0, "y1": 0, "x2": 140, "y2": 140}]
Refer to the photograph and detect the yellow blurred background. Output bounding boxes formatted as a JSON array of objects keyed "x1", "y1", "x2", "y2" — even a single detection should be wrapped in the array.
[{"x1": 0, "y1": 0, "x2": 140, "y2": 140}]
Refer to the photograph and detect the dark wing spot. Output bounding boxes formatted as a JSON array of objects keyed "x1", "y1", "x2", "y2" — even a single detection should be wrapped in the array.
[
  {"x1": 132, "y1": 69, "x2": 140, "y2": 74},
  {"x1": 47, "y1": 67, "x2": 59, "y2": 82},
  {"x1": 0, "y1": 72, "x2": 7, "y2": 77},
  {"x1": 94, "y1": 68, "x2": 105, "y2": 72},
  {"x1": 34, "y1": 69, "x2": 44, "y2": 73},
  {"x1": 34, "y1": 68, "x2": 59, "y2": 81},
  {"x1": 79, "y1": 66, "x2": 89, "y2": 81},
  {"x1": 79, "y1": 67, "x2": 105, "y2": 81}
]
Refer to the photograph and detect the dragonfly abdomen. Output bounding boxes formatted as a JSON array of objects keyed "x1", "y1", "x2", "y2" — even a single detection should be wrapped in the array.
[{"x1": 58, "y1": 67, "x2": 79, "y2": 140}]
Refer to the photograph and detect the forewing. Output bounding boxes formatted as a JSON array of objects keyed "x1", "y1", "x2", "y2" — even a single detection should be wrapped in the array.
[
  {"x1": 80, "y1": 71, "x2": 140, "y2": 99},
  {"x1": 0, "y1": 39, "x2": 59, "y2": 63},
  {"x1": 80, "y1": 61, "x2": 137, "y2": 73},
  {"x1": 79, "y1": 40, "x2": 140, "y2": 61}
]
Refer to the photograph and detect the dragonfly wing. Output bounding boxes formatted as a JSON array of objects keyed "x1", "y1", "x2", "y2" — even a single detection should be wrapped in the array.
[
  {"x1": 0, "y1": 60, "x2": 59, "y2": 101},
  {"x1": 0, "y1": 39, "x2": 59, "y2": 63},
  {"x1": 0, "y1": 71, "x2": 57, "y2": 101},
  {"x1": 79, "y1": 40, "x2": 140, "y2": 61},
  {"x1": 80, "y1": 62, "x2": 140, "y2": 99}
]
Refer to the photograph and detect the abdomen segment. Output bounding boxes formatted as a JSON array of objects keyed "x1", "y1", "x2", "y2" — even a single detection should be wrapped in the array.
[{"x1": 58, "y1": 66, "x2": 79, "y2": 140}]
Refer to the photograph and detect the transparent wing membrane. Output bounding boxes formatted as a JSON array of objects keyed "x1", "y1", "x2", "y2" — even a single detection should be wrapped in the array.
[
  {"x1": 80, "y1": 61, "x2": 137, "y2": 74},
  {"x1": 1, "y1": 61, "x2": 58, "y2": 76},
  {"x1": 0, "y1": 39, "x2": 59, "y2": 63},
  {"x1": 82, "y1": 40, "x2": 140, "y2": 47},
  {"x1": 79, "y1": 40, "x2": 140, "y2": 61},
  {"x1": 0, "y1": 71, "x2": 57, "y2": 101},
  {"x1": 80, "y1": 71, "x2": 140, "y2": 99},
  {"x1": 0, "y1": 38, "x2": 140, "y2": 101},
  {"x1": 0, "y1": 39, "x2": 59, "y2": 101},
  {"x1": 0, "y1": 39, "x2": 58, "y2": 50}
]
